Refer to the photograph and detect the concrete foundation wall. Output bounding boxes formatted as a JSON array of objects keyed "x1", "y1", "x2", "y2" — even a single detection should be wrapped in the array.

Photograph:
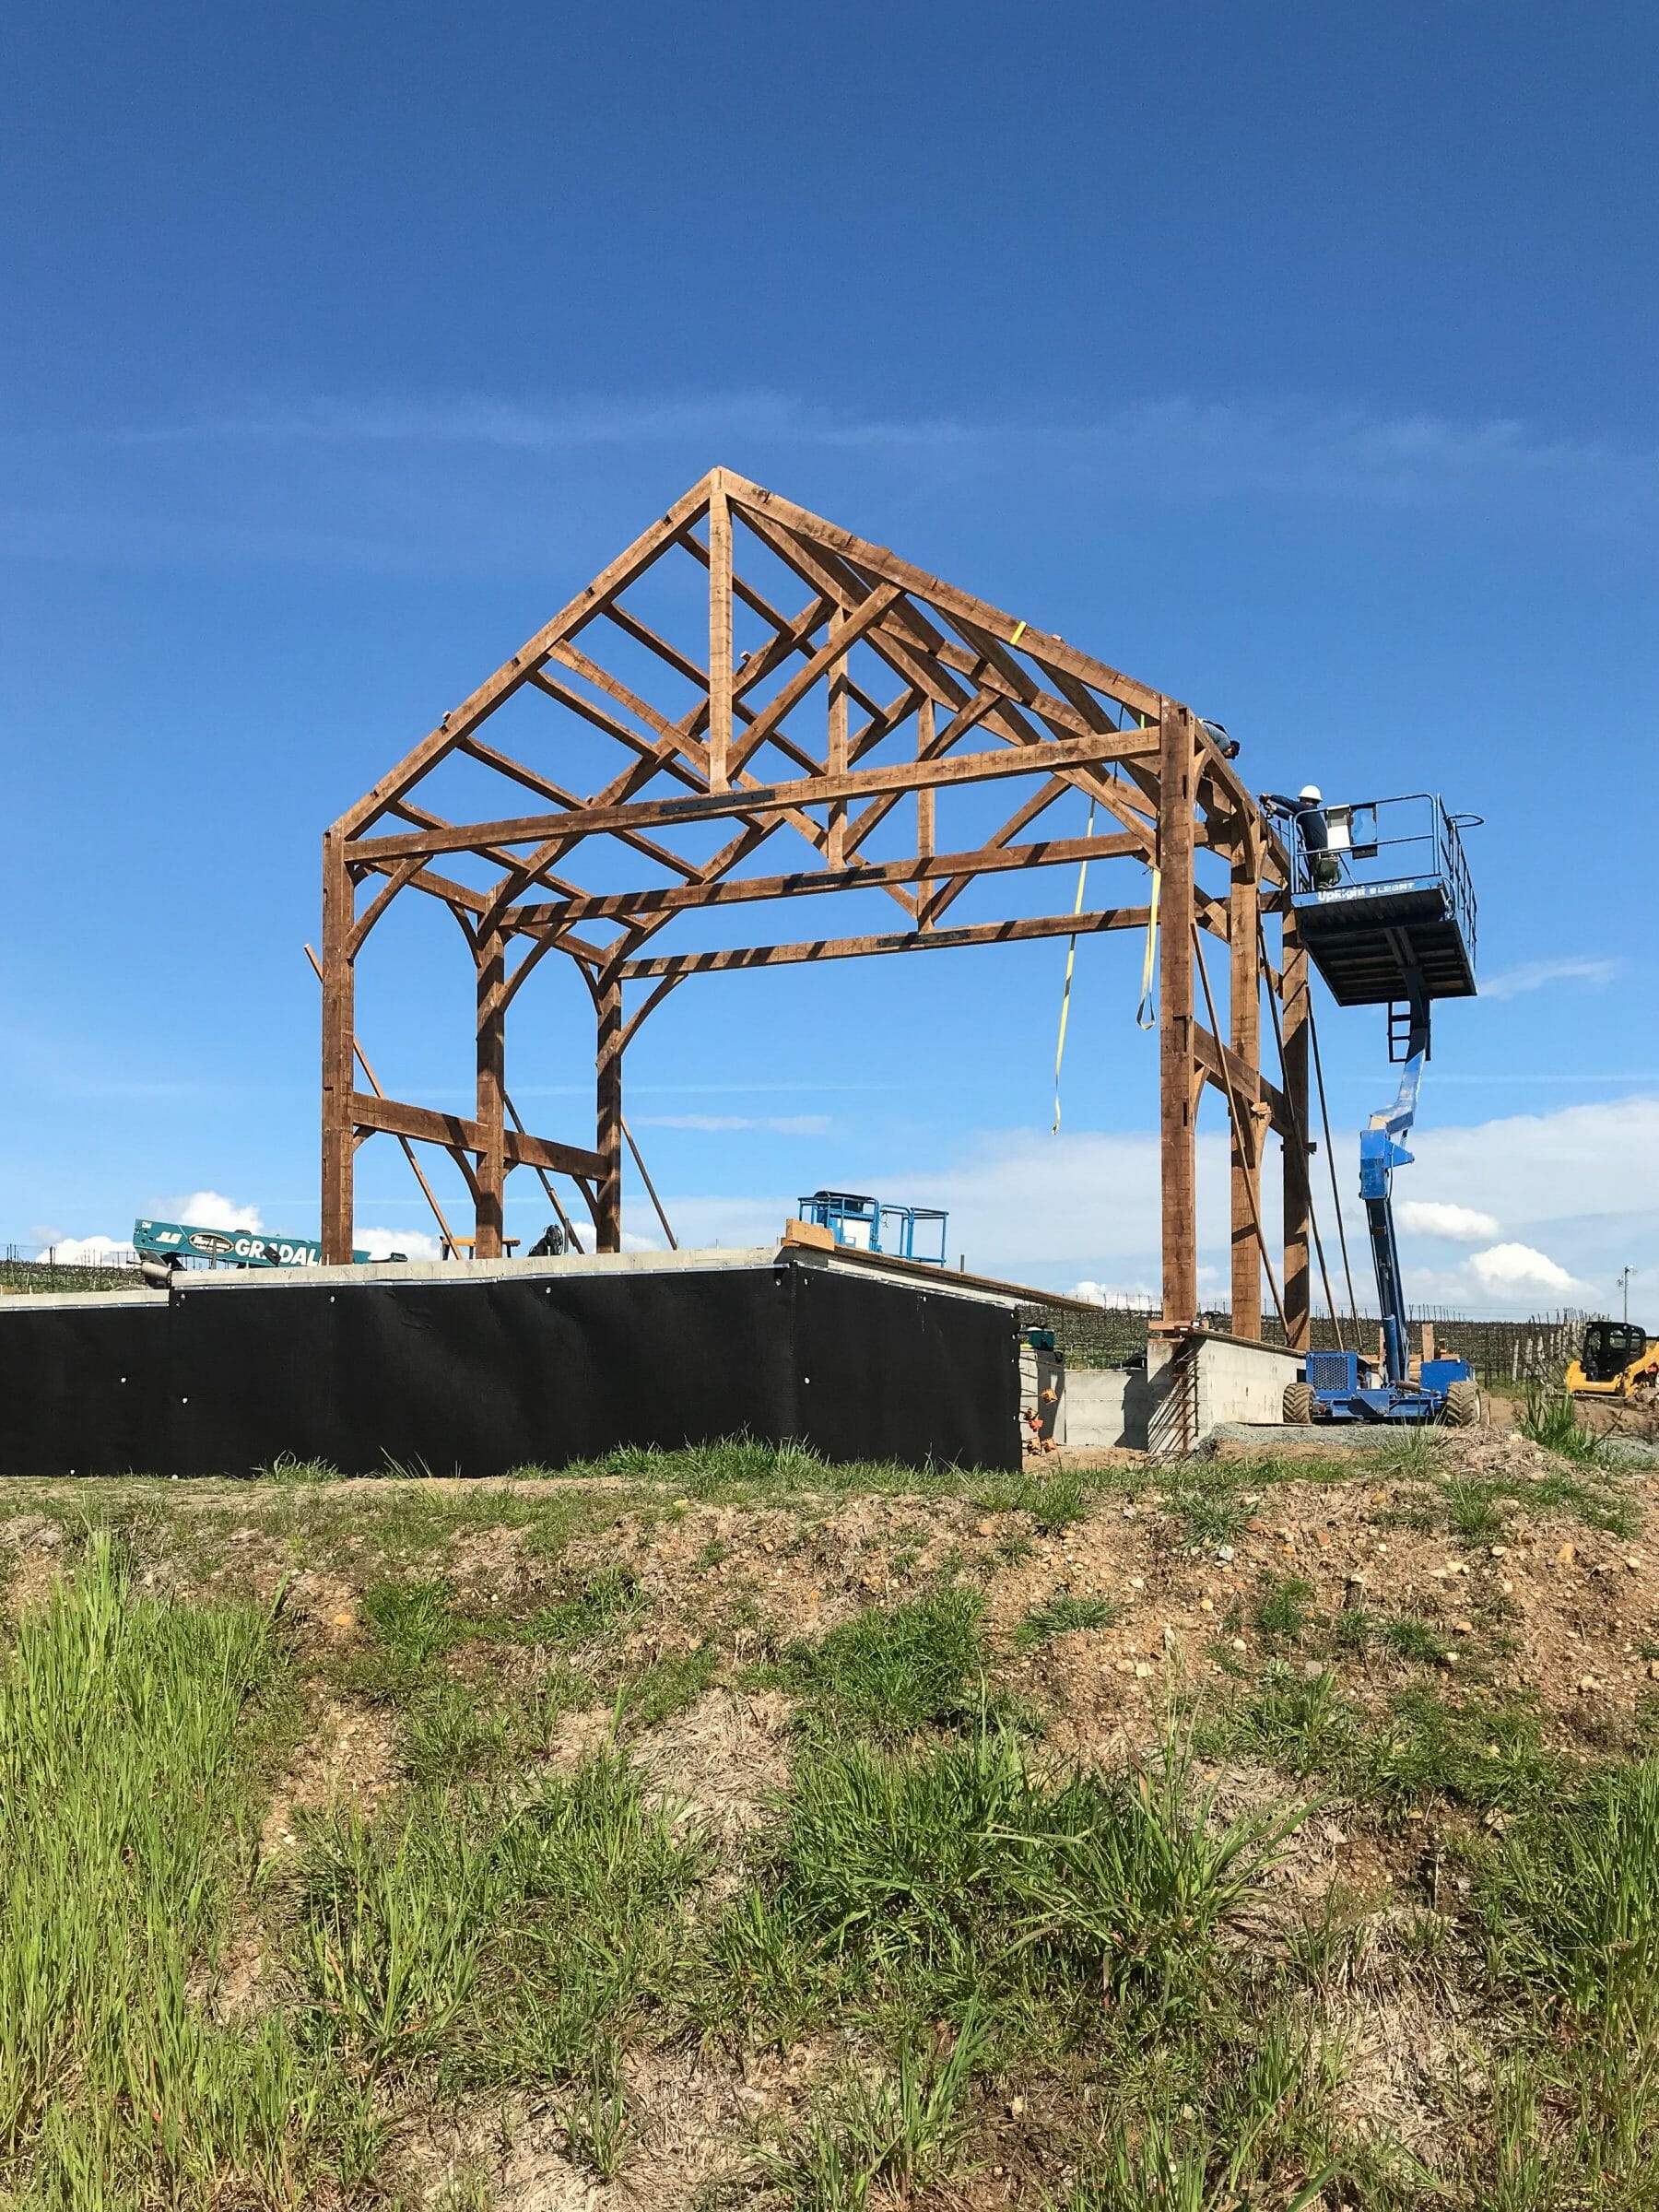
[
  {"x1": 1061, "y1": 1368, "x2": 1134, "y2": 1448},
  {"x1": 1054, "y1": 1333, "x2": 1299, "y2": 1454},
  {"x1": 1194, "y1": 1334, "x2": 1303, "y2": 1431}
]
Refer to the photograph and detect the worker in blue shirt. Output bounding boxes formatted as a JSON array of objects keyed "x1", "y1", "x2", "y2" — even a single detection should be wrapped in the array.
[{"x1": 1261, "y1": 784, "x2": 1341, "y2": 888}]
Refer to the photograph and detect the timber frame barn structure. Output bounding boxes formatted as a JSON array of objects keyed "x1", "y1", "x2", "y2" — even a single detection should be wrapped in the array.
[{"x1": 322, "y1": 467, "x2": 1316, "y2": 1343}]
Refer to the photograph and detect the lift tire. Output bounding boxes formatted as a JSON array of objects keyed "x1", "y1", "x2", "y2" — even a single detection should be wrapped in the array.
[
  {"x1": 1283, "y1": 1382, "x2": 1317, "y2": 1426},
  {"x1": 1443, "y1": 1380, "x2": 1481, "y2": 1428}
]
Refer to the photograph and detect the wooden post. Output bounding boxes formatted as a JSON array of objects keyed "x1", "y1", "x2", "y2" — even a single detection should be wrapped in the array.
[
  {"x1": 707, "y1": 480, "x2": 733, "y2": 793},
  {"x1": 475, "y1": 929, "x2": 507, "y2": 1258},
  {"x1": 1158, "y1": 705, "x2": 1197, "y2": 1329},
  {"x1": 320, "y1": 825, "x2": 355, "y2": 1264},
  {"x1": 826, "y1": 604, "x2": 848, "y2": 867},
  {"x1": 594, "y1": 974, "x2": 625, "y2": 1252},
  {"x1": 1281, "y1": 909, "x2": 1312, "y2": 1351},
  {"x1": 1229, "y1": 839, "x2": 1263, "y2": 1339},
  {"x1": 916, "y1": 696, "x2": 935, "y2": 861}
]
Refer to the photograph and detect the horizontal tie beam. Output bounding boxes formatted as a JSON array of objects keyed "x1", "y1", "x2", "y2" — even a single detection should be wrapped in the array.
[
  {"x1": 615, "y1": 905, "x2": 1154, "y2": 981},
  {"x1": 349, "y1": 1092, "x2": 606, "y2": 1182},
  {"x1": 349, "y1": 730, "x2": 1159, "y2": 863}
]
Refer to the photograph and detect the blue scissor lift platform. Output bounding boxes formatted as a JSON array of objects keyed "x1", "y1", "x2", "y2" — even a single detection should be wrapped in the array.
[{"x1": 1282, "y1": 794, "x2": 1482, "y2": 1425}]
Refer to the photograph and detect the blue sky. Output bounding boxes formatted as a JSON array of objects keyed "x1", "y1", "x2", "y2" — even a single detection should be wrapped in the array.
[{"x1": 4, "y1": 0, "x2": 1654, "y2": 1314}]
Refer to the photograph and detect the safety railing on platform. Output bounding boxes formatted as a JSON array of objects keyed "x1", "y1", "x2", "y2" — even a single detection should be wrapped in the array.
[{"x1": 1287, "y1": 793, "x2": 1478, "y2": 969}]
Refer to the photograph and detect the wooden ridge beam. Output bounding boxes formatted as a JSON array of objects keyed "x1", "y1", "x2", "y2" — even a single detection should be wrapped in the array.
[{"x1": 348, "y1": 1092, "x2": 606, "y2": 1182}]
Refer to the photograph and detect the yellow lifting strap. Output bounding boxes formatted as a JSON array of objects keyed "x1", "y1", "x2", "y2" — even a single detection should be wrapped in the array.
[
  {"x1": 1135, "y1": 865, "x2": 1161, "y2": 1030},
  {"x1": 1051, "y1": 798, "x2": 1095, "y2": 1135}
]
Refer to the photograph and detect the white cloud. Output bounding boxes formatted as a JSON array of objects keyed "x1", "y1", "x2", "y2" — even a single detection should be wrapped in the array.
[
  {"x1": 105, "y1": 389, "x2": 1659, "y2": 531},
  {"x1": 634, "y1": 1113, "x2": 832, "y2": 1135},
  {"x1": 1397, "y1": 1199, "x2": 1501, "y2": 1242},
  {"x1": 1406, "y1": 1096, "x2": 1659, "y2": 1231},
  {"x1": 1466, "y1": 1242, "x2": 1594, "y2": 1300},
  {"x1": 173, "y1": 1190, "x2": 263, "y2": 1232},
  {"x1": 32, "y1": 1233, "x2": 135, "y2": 1265},
  {"x1": 356, "y1": 1227, "x2": 441, "y2": 1263},
  {"x1": 572, "y1": 1094, "x2": 1656, "y2": 1319},
  {"x1": 1481, "y1": 957, "x2": 1621, "y2": 1002}
]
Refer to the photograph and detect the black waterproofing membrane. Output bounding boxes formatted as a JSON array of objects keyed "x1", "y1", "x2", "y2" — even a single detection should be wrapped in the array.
[{"x1": 0, "y1": 1259, "x2": 1019, "y2": 1478}]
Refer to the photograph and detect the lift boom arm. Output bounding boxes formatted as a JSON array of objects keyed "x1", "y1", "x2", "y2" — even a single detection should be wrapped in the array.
[{"x1": 1359, "y1": 970, "x2": 1430, "y2": 1389}]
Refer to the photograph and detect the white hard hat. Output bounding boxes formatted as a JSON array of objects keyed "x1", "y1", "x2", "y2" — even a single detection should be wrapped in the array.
[{"x1": 1298, "y1": 783, "x2": 1323, "y2": 803}]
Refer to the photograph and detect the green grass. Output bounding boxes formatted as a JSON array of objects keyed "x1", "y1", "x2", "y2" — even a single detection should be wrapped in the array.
[
  {"x1": 1163, "y1": 1461, "x2": 1254, "y2": 1546},
  {"x1": 1197, "y1": 1663, "x2": 1557, "y2": 1816},
  {"x1": 1380, "y1": 1615, "x2": 1451, "y2": 1666},
  {"x1": 300, "y1": 1751, "x2": 711, "y2": 2095},
  {"x1": 754, "y1": 1587, "x2": 995, "y2": 1738},
  {"x1": 759, "y1": 2008, "x2": 992, "y2": 2207},
  {"x1": 520, "y1": 1564, "x2": 645, "y2": 1648},
  {"x1": 1443, "y1": 1476, "x2": 1509, "y2": 1544},
  {"x1": 1519, "y1": 1381, "x2": 1608, "y2": 1465},
  {"x1": 1014, "y1": 1593, "x2": 1124, "y2": 1648},
  {"x1": 1471, "y1": 1760, "x2": 1659, "y2": 2200},
  {"x1": 1438, "y1": 1462, "x2": 1638, "y2": 1544},
  {"x1": 706, "y1": 1718, "x2": 1307, "y2": 2046},
  {"x1": 1252, "y1": 1574, "x2": 1315, "y2": 1642},
  {"x1": 0, "y1": 1531, "x2": 351, "y2": 2206}
]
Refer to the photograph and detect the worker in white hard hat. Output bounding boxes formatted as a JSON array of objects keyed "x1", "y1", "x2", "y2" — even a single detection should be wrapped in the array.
[{"x1": 1260, "y1": 783, "x2": 1341, "y2": 888}]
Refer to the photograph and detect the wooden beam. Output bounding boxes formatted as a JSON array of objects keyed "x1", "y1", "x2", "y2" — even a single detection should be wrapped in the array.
[
  {"x1": 321, "y1": 827, "x2": 355, "y2": 1265},
  {"x1": 351, "y1": 731, "x2": 1158, "y2": 864},
  {"x1": 707, "y1": 483, "x2": 733, "y2": 790},
  {"x1": 729, "y1": 500, "x2": 1160, "y2": 858},
  {"x1": 826, "y1": 605, "x2": 848, "y2": 866},
  {"x1": 724, "y1": 472, "x2": 1285, "y2": 857},
  {"x1": 726, "y1": 583, "x2": 902, "y2": 781},
  {"x1": 1158, "y1": 703, "x2": 1198, "y2": 1328},
  {"x1": 348, "y1": 1092, "x2": 606, "y2": 1182},
  {"x1": 1192, "y1": 1025, "x2": 1289, "y2": 1137},
  {"x1": 509, "y1": 829, "x2": 1149, "y2": 930},
  {"x1": 617, "y1": 904, "x2": 1153, "y2": 982},
  {"x1": 594, "y1": 976, "x2": 624, "y2": 1252},
  {"x1": 475, "y1": 929, "x2": 506, "y2": 1258},
  {"x1": 357, "y1": 855, "x2": 491, "y2": 918},
  {"x1": 916, "y1": 697, "x2": 935, "y2": 862},
  {"x1": 1281, "y1": 911, "x2": 1313, "y2": 1351}
]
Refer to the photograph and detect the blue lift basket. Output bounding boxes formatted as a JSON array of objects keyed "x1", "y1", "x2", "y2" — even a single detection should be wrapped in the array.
[{"x1": 797, "y1": 1191, "x2": 949, "y2": 1266}]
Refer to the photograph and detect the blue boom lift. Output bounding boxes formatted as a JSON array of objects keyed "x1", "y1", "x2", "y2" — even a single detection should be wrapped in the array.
[{"x1": 1276, "y1": 794, "x2": 1484, "y2": 1427}]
